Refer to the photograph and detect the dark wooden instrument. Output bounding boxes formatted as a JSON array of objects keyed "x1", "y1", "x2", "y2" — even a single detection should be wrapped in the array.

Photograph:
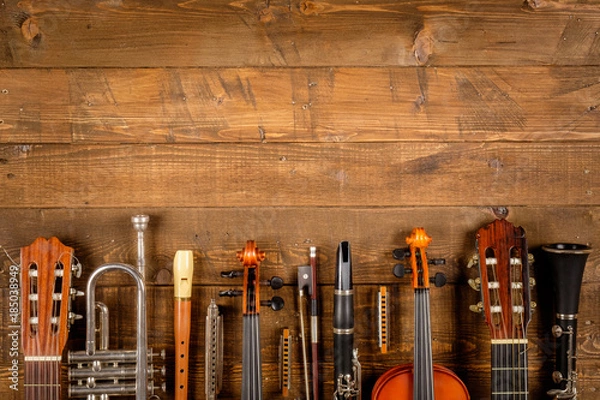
[
  {"x1": 542, "y1": 243, "x2": 591, "y2": 399},
  {"x1": 372, "y1": 228, "x2": 470, "y2": 400},
  {"x1": 469, "y1": 218, "x2": 534, "y2": 399},
  {"x1": 21, "y1": 237, "x2": 78, "y2": 400}
]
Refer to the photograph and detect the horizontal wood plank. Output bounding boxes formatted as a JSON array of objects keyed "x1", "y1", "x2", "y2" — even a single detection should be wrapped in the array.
[
  {"x1": 1, "y1": 67, "x2": 599, "y2": 143},
  {"x1": 0, "y1": 207, "x2": 598, "y2": 287},
  {"x1": 2, "y1": 1, "x2": 599, "y2": 68},
  {"x1": 0, "y1": 142, "x2": 598, "y2": 208}
]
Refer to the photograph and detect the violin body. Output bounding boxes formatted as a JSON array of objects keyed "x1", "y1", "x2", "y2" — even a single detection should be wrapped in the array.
[{"x1": 371, "y1": 363, "x2": 470, "y2": 400}]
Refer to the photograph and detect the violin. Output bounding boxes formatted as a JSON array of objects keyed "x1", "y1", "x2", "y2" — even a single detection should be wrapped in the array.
[
  {"x1": 372, "y1": 228, "x2": 470, "y2": 400},
  {"x1": 219, "y1": 240, "x2": 284, "y2": 400}
]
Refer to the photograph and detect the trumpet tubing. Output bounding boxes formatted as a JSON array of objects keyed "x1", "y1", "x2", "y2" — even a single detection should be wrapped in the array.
[{"x1": 68, "y1": 215, "x2": 164, "y2": 399}]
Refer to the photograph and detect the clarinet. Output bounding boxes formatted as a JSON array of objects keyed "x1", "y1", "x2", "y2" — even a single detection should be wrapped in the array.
[
  {"x1": 333, "y1": 241, "x2": 361, "y2": 400},
  {"x1": 543, "y1": 243, "x2": 592, "y2": 400}
]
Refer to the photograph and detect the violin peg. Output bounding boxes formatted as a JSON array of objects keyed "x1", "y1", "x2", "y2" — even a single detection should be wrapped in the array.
[
  {"x1": 219, "y1": 289, "x2": 243, "y2": 297},
  {"x1": 263, "y1": 276, "x2": 284, "y2": 290},
  {"x1": 262, "y1": 296, "x2": 285, "y2": 311},
  {"x1": 221, "y1": 270, "x2": 243, "y2": 279},
  {"x1": 392, "y1": 248, "x2": 411, "y2": 260},
  {"x1": 429, "y1": 272, "x2": 446, "y2": 287},
  {"x1": 392, "y1": 263, "x2": 411, "y2": 279}
]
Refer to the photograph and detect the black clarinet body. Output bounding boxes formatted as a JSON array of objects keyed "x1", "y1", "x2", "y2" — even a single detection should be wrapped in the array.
[
  {"x1": 333, "y1": 241, "x2": 361, "y2": 400},
  {"x1": 542, "y1": 243, "x2": 592, "y2": 399}
]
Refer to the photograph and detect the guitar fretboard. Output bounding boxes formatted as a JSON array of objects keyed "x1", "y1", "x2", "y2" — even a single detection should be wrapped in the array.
[
  {"x1": 24, "y1": 359, "x2": 61, "y2": 400},
  {"x1": 491, "y1": 341, "x2": 529, "y2": 400}
]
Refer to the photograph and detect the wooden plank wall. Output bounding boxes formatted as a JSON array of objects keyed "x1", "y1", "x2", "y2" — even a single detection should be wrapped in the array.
[{"x1": 0, "y1": 0, "x2": 599, "y2": 399}]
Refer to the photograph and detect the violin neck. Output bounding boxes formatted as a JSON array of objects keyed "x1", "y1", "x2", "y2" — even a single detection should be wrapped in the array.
[
  {"x1": 491, "y1": 340, "x2": 529, "y2": 400},
  {"x1": 414, "y1": 288, "x2": 435, "y2": 400},
  {"x1": 242, "y1": 314, "x2": 262, "y2": 400}
]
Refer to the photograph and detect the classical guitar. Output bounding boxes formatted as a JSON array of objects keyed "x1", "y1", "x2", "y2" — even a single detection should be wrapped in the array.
[
  {"x1": 468, "y1": 219, "x2": 534, "y2": 400},
  {"x1": 21, "y1": 237, "x2": 79, "y2": 399},
  {"x1": 372, "y1": 228, "x2": 470, "y2": 400}
]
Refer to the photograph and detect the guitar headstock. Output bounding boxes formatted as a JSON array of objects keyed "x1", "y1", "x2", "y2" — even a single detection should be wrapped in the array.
[
  {"x1": 21, "y1": 237, "x2": 79, "y2": 358},
  {"x1": 471, "y1": 219, "x2": 534, "y2": 340}
]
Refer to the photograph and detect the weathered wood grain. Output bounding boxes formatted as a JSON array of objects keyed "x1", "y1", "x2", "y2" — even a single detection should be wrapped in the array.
[
  {"x1": 1, "y1": 67, "x2": 599, "y2": 143},
  {"x1": 0, "y1": 207, "x2": 598, "y2": 286},
  {"x1": 0, "y1": 142, "x2": 598, "y2": 208},
  {"x1": 1, "y1": 1, "x2": 599, "y2": 68}
]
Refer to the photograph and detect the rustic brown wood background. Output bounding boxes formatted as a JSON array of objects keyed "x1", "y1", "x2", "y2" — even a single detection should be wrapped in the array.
[{"x1": 1, "y1": 0, "x2": 599, "y2": 399}]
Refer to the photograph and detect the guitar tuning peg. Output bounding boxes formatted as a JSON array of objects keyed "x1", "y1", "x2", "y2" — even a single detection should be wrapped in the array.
[
  {"x1": 392, "y1": 263, "x2": 411, "y2": 278},
  {"x1": 68, "y1": 311, "x2": 83, "y2": 325},
  {"x1": 468, "y1": 277, "x2": 481, "y2": 291},
  {"x1": 530, "y1": 301, "x2": 537, "y2": 310},
  {"x1": 261, "y1": 296, "x2": 285, "y2": 311},
  {"x1": 221, "y1": 270, "x2": 243, "y2": 279},
  {"x1": 466, "y1": 255, "x2": 479, "y2": 269},
  {"x1": 429, "y1": 272, "x2": 446, "y2": 288},
  {"x1": 70, "y1": 288, "x2": 85, "y2": 300},
  {"x1": 527, "y1": 253, "x2": 534, "y2": 264},
  {"x1": 469, "y1": 301, "x2": 483, "y2": 313},
  {"x1": 529, "y1": 277, "x2": 536, "y2": 287},
  {"x1": 392, "y1": 248, "x2": 411, "y2": 260},
  {"x1": 71, "y1": 262, "x2": 82, "y2": 278},
  {"x1": 262, "y1": 276, "x2": 284, "y2": 290},
  {"x1": 219, "y1": 289, "x2": 243, "y2": 297}
]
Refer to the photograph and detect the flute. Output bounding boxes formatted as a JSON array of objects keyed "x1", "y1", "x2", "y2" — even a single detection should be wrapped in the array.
[
  {"x1": 333, "y1": 241, "x2": 361, "y2": 400},
  {"x1": 174, "y1": 250, "x2": 194, "y2": 400}
]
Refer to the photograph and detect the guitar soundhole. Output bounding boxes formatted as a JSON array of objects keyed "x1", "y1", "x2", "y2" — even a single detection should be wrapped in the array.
[
  {"x1": 51, "y1": 261, "x2": 65, "y2": 334},
  {"x1": 28, "y1": 262, "x2": 39, "y2": 336}
]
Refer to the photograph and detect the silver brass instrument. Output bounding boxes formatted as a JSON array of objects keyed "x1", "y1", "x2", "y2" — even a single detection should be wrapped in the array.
[
  {"x1": 543, "y1": 243, "x2": 592, "y2": 400},
  {"x1": 68, "y1": 215, "x2": 164, "y2": 399}
]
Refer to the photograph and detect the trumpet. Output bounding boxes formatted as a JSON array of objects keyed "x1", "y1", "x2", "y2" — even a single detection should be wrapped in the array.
[{"x1": 68, "y1": 215, "x2": 164, "y2": 399}]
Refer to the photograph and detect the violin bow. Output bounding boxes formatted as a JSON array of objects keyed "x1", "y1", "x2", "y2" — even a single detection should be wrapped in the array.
[{"x1": 309, "y1": 246, "x2": 320, "y2": 400}]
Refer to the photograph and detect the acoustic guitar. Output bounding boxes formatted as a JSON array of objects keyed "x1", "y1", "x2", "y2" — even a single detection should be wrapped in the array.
[
  {"x1": 21, "y1": 237, "x2": 79, "y2": 399},
  {"x1": 469, "y1": 219, "x2": 534, "y2": 399}
]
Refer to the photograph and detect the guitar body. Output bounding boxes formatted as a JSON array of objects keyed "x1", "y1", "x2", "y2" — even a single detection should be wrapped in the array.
[{"x1": 372, "y1": 363, "x2": 470, "y2": 400}]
